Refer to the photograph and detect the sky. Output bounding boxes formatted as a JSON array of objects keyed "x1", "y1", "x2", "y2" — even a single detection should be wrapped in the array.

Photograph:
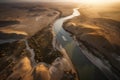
[
  {"x1": 0, "y1": 0, "x2": 73, "y2": 2},
  {"x1": 78, "y1": 0, "x2": 120, "y2": 3},
  {"x1": 0, "y1": 0, "x2": 120, "y2": 3}
]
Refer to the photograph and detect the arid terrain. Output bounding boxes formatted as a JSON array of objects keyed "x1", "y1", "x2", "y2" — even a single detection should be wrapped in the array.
[
  {"x1": 63, "y1": 2, "x2": 120, "y2": 79},
  {"x1": 0, "y1": 2, "x2": 79, "y2": 80},
  {"x1": 1, "y1": 1, "x2": 120, "y2": 80}
]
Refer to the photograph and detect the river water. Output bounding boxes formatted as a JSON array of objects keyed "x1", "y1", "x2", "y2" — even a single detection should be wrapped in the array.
[{"x1": 53, "y1": 8, "x2": 118, "y2": 80}]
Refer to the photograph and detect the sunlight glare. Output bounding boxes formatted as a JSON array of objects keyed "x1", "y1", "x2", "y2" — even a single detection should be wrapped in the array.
[{"x1": 74, "y1": 0, "x2": 120, "y2": 4}]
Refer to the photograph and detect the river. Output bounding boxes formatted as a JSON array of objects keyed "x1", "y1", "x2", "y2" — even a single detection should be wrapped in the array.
[{"x1": 53, "y1": 8, "x2": 119, "y2": 80}]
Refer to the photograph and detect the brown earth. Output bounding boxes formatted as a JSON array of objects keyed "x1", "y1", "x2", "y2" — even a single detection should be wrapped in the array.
[
  {"x1": 63, "y1": 2, "x2": 120, "y2": 77},
  {"x1": 0, "y1": 2, "x2": 78, "y2": 80}
]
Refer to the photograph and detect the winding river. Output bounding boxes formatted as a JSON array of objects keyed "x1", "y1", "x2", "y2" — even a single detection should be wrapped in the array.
[{"x1": 53, "y1": 8, "x2": 118, "y2": 80}]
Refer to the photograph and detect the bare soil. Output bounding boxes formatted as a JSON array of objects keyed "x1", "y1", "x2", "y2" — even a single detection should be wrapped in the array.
[{"x1": 63, "y1": 2, "x2": 120, "y2": 78}]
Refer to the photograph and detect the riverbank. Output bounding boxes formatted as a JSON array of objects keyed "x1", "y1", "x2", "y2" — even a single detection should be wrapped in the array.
[
  {"x1": 0, "y1": 16, "x2": 78, "y2": 80},
  {"x1": 0, "y1": 3, "x2": 60, "y2": 80},
  {"x1": 63, "y1": 3, "x2": 120, "y2": 79},
  {"x1": 6, "y1": 19, "x2": 78, "y2": 80},
  {"x1": 0, "y1": 2, "x2": 78, "y2": 44}
]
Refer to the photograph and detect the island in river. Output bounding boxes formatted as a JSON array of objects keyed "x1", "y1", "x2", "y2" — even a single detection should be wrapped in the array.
[{"x1": 63, "y1": 2, "x2": 120, "y2": 79}]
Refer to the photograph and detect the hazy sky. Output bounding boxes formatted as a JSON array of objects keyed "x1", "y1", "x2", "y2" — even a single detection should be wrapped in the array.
[
  {"x1": 0, "y1": 0, "x2": 120, "y2": 3},
  {"x1": 0, "y1": 0, "x2": 73, "y2": 2},
  {"x1": 78, "y1": 0, "x2": 120, "y2": 3}
]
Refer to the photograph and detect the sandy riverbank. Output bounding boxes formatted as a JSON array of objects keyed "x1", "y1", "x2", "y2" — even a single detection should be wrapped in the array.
[{"x1": 63, "y1": 2, "x2": 120, "y2": 79}]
